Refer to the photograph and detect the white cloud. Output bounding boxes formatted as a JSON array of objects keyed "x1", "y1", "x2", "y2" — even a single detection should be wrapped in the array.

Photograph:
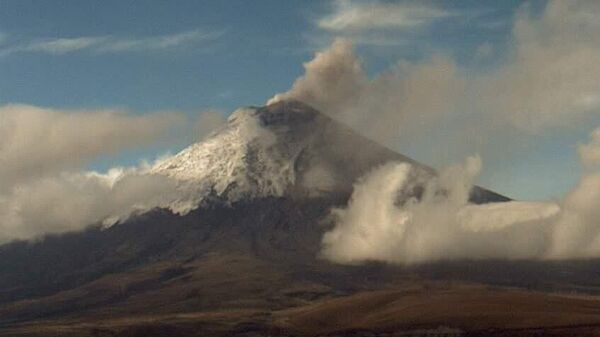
[
  {"x1": 0, "y1": 105, "x2": 185, "y2": 191},
  {"x1": 322, "y1": 127, "x2": 600, "y2": 265},
  {"x1": 96, "y1": 29, "x2": 223, "y2": 53},
  {"x1": 0, "y1": 167, "x2": 202, "y2": 244},
  {"x1": 0, "y1": 29, "x2": 223, "y2": 56},
  {"x1": 318, "y1": 0, "x2": 452, "y2": 32},
  {"x1": 322, "y1": 155, "x2": 554, "y2": 264},
  {"x1": 0, "y1": 105, "x2": 225, "y2": 243},
  {"x1": 20, "y1": 37, "x2": 108, "y2": 55},
  {"x1": 549, "y1": 172, "x2": 600, "y2": 258}
]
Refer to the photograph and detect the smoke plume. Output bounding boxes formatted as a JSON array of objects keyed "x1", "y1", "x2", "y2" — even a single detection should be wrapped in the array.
[{"x1": 270, "y1": 0, "x2": 600, "y2": 167}]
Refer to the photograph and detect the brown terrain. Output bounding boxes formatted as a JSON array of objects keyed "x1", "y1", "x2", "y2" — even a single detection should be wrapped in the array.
[{"x1": 6, "y1": 280, "x2": 600, "y2": 336}]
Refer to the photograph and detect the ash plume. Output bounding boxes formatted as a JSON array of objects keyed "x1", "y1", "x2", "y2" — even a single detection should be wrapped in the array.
[{"x1": 270, "y1": 0, "x2": 600, "y2": 167}]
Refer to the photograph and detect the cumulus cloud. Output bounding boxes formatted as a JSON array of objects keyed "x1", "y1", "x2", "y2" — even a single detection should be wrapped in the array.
[
  {"x1": 546, "y1": 128, "x2": 600, "y2": 258},
  {"x1": 0, "y1": 29, "x2": 223, "y2": 56},
  {"x1": 548, "y1": 172, "x2": 600, "y2": 258},
  {"x1": 322, "y1": 127, "x2": 600, "y2": 265},
  {"x1": 96, "y1": 30, "x2": 223, "y2": 53},
  {"x1": 18, "y1": 37, "x2": 107, "y2": 55},
  {"x1": 0, "y1": 105, "x2": 224, "y2": 243}
]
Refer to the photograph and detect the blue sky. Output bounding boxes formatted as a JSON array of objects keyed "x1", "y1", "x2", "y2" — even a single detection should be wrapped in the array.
[
  {"x1": 0, "y1": 0, "x2": 314, "y2": 112},
  {"x1": 1, "y1": 0, "x2": 598, "y2": 201},
  {"x1": 0, "y1": 0, "x2": 533, "y2": 112}
]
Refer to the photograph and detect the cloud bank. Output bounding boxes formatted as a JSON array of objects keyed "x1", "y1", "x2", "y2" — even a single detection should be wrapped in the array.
[
  {"x1": 0, "y1": 105, "x2": 222, "y2": 243},
  {"x1": 0, "y1": 168, "x2": 201, "y2": 243},
  {"x1": 0, "y1": 105, "x2": 185, "y2": 191},
  {"x1": 322, "y1": 127, "x2": 600, "y2": 265}
]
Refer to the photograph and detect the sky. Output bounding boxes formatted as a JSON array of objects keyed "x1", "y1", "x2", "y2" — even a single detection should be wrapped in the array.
[{"x1": 1, "y1": 0, "x2": 599, "y2": 201}]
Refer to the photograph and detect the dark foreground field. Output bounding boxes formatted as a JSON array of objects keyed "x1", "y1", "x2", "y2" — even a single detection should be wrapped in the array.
[{"x1": 4, "y1": 283, "x2": 600, "y2": 337}]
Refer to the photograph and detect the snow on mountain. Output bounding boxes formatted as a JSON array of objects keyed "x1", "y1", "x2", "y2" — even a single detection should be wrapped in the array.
[
  {"x1": 152, "y1": 100, "x2": 507, "y2": 205},
  {"x1": 152, "y1": 103, "x2": 305, "y2": 201}
]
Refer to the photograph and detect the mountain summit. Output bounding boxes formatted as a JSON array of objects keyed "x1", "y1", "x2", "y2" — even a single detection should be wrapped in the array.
[{"x1": 154, "y1": 100, "x2": 507, "y2": 204}]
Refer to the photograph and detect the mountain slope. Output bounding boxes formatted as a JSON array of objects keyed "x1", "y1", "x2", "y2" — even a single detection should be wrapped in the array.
[
  {"x1": 0, "y1": 100, "x2": 527, "y2": 334},
  {"x1": 153, "y1": 100, "x2": 508, "y2": 203}
]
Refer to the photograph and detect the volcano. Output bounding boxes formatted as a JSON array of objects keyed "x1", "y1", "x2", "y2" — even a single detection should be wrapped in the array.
[
  {"x1": 4, "y1": 101, "x2": 600, "y2": 337},
  {"x1": 151, "y1": 100, "x2": 506, "y2": 203}
]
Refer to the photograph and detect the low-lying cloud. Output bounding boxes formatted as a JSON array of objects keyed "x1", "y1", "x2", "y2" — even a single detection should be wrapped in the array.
[
  {"x1": 321, "y1": 127, "x2": 600, "y2": 265},
  {"x1": 0, "y1": 168, "x2": 201, "y2": 243},
  {"x1": 0, "y1": 105, "x2": 185, "y2": 191},
  {"x1": 0, "y1": 104, "x2": 223, "y2": 243}
]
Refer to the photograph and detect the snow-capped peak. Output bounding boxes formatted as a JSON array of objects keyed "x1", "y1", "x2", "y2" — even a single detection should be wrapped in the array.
[
  {"x1": 152, "y1": 100, "x2": 506, "y2": 206},
  {"x1": 152, "y1": 104, "x2": 303, "y2": 201}
]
